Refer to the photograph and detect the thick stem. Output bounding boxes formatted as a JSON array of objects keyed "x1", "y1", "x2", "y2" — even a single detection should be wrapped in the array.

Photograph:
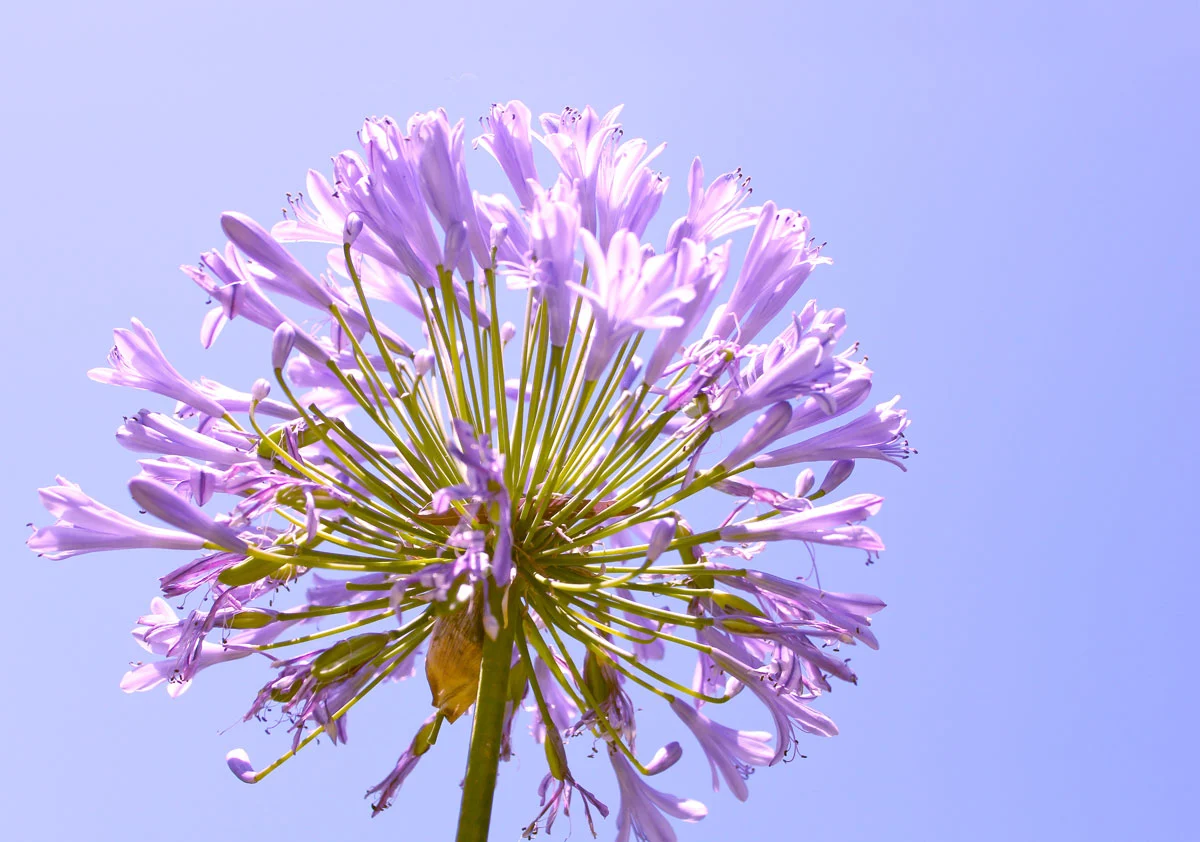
[{"x1": 455, "y1": 608, "x2": 516, "y2": 842}]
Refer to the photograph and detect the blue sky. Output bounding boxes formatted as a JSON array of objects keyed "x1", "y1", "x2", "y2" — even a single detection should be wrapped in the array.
[{"x1": 3, "y1": 1, "x2": 1196, "y2": 839}]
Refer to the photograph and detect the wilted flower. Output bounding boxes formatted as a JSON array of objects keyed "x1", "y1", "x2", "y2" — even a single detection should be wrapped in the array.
[{"x1": 28, "y1": 100, "x2": 912, "y2": 842}]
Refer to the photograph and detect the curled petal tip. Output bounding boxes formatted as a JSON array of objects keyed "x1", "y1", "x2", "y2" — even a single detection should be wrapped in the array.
[{"x1": 225, "y1": 748, "x2": 257, "y2": 783}]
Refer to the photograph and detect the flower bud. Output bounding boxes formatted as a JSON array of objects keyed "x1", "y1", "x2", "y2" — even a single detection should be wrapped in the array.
[
  {"x1": 271, "y1": 322, "x2": 296, "y2": 370},
  {"x1": 443, "y1": 220, "x2": 468, "y2": 272},
  {"x1": 794, "y1": 468, "x2": 815, "y2": 497},
  {"x1": 414, "y1": 348, "x2": 435, "y2": 377},
  {"x1": 647, "y1": 517, "x2": 675, "y2": 562},
  {"x1": 817, "y1": 459, "x2": 855, "y2": 497},
  {"x1": 719, "y1": 401, "x2": 793, "y2": 469},
  {"x1": 499, "y1": 321, "x2": 516, "y2": 344},
  {"x1": 343, "y1": 211, "x2": 364, "y2": 246},
  {"x1": 489, "y1": 222, "x2": 508, "y2": 252},
  {"x1": 312, "y1": 632, "x2": 390, "y2": 682},
  {"x1": 645, "y1": 741, "x2": 683, "y2": 775},
  {"x1": 250, "y1": 378, "x2": 271, "y2": 402},
  {"x1": 225, "y1": 749, "x2": 257, "y2": 783}
]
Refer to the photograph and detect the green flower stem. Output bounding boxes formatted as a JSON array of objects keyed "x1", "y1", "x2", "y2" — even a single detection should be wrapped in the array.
[
  {"x1": 484, "y1": 270, "x2": 511, "y2": 447},
  {"x1": 455, "y1": 609, "x2": 517, "y2": 842}
]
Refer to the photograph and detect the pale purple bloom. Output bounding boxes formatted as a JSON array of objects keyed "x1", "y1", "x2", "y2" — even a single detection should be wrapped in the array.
[
  {"x1": 439, "y1": 420, "x2": 514, "y2": 588},
  {"x1": 641, "y1": 240, "x2": 731, "y2": 387},
  {"x1": 176, "y1": 377, "x2": 300, "y2": 421},
  {"x1": 576, "y1": 230, "x2": 696, "y2": 381},
  {"x1": 706, "y1": 203, "x2": 831, "y2": 344},
  {"x1": 89, "y1": 319, "x2": 228, "y2": 418},
  {"x1": 475, "y1": 101, "x2": 540, "y2": 209},
  {"x1": 528, "y1": 655, "x2": 581, "y2": 743},
  {"x1": 508, "y1": 180, "x2": 581, "y2": 346},
  {"x1": 27, "y1": 477, "x2": 205, "y2": 559},
  {"x1": 409, "y1": 109, "x2": 491, "y2": 273},
  {"x1": 670, "y1": 698, "x2": 772, "y2": 801},
  {"x1": 595, "y1": 134, "x2": 669, "y2": 249},
  {"x1": 117, "y1": 410, "x2": 255, "y2": 467},
  {"x1": 708, "y1": 648, "x2": 838, "y2": 765},
  {"x1": 709, "y1": 302, "x2": 849, "y2": 431},
  {"x1": 610, "y1": 749, "x2": 708, "y2": 842},
  {"x1": 720, "y1": 493, "x2": 884, "y2": 550},
  {"x1": 185, "y1": 244, "x2": 329, "y2": 363},
  {"x1": 758, "y1": 395, "x2": 913, "y2": 469},
  {"x1": 539, "y1": 105, "x2": 624, "y2": 234},
  {"x1": 332, "y1": 118, "x2": 442, "y2": 288},
  {"x1": 121, "y1": 597, "x2": 287, "y2": 696},
  {"x1": 667, "y1": 158, "x2": 760, "y2": 249}
]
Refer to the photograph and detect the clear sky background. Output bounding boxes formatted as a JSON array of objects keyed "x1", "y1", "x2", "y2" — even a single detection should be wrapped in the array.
[{"x1": 3, "y1": 1, "x2": 1196, "y2": 840}]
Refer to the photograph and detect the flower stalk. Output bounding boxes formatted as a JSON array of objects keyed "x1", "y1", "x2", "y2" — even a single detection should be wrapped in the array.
[{"x1": 456, "y1": 606, "x2": 517, "y2": 842}]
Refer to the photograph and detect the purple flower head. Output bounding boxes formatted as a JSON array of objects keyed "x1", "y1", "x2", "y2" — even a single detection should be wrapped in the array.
[{"x1": 31, "y1": 100, "x2": 913, "y2": 840}]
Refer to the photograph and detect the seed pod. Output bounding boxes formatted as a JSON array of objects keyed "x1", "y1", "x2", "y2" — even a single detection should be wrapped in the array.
[
  {"x1": 707, "y1": 591, "x2": 766, "y2": 617},
  {"x1": 312, "y1": 633, "x2": 390, "y2": 682},
  {"x1": 425, "y1": 600, "x2": 484, "y2": 722},
  {"x1": 223, "y1": 609, "x2": 276, "y2": 629}
]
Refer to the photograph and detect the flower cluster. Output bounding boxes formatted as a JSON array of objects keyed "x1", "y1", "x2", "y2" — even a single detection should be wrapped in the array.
[{"x1": 28, "y1": 101, "x2": 912, "y2": 840}]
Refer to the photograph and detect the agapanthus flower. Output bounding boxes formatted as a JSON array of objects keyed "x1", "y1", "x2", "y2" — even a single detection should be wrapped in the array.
[{"x1": 28, "y1": 100, "x2": 913, "y2": 842}]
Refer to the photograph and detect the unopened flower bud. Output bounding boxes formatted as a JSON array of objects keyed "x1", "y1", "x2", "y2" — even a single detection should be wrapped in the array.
[
  {"x1": 443, "y1": 221, "x2": 468, "y2": 272},
  {"x1": 816, "y1": 459, "x2": 855, "y2": 497},
  {"x1": 647, "y1": 517, "x2": 675, "y2": 562},
  {"x1": 489, "y1": 222, "x2": 508, "y2": 252},
  {"x1": 719, "y1": 401, "x2": 793, "y2": 469},
  {"x1": 794, "y1": 468, "x2": 816, "y2": 498},
  {"x1": 312, "y1": 632, "x2": 390, "y2": 682},
  {"x1": 271, "y1": 322, "x2": 296, "y2": 370},
  {"x1": 645, "y1": 741, "x2": 683, "y2": 775},
  {"x1": 250, "y1": 378, "x2": 271, "y2": 402},
  {"x1": 414, "y1": 348, "x2": 435, "y2": 377},
  {"x1": 500, "y1": 321, "x2": 516, "y2": 344},
  {"x1": 342, "y1": 211, "x2": 364, "y2": 246}
]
